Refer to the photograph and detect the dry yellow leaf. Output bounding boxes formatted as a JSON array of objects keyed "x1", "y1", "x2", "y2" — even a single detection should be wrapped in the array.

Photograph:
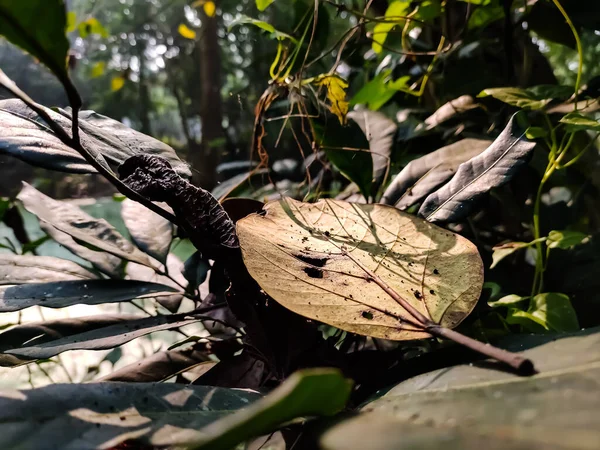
[
  {"x1": 316, "y1": 75, "x2": 349, "y2": 125},
  {"x1": 204, "y1": 1, "x2": 216, "y2": 17},
  {"x1": 111, "y1": 76, "x2": 125, "y2": 92},
  {"x1": 237, "y1": 198, "x2": 483, "y2": 340},
  {"x1": 178, "y1": 23, "x2": 197, "y2": 40}
]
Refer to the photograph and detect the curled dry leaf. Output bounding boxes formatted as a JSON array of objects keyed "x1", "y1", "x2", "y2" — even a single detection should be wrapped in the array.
[{"x1": 237, "y1": 198, "x2": 484, "y2": 340}]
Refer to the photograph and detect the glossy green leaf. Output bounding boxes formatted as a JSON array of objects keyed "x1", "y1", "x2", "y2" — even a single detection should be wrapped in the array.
[
  {"x1": 372, "y1": 1, "x2": 411, "y2": 53},
  {"x1": 228, "y1": 16, "x2": 296, "y2": 42},
  {"x1": 547, "y1": 230, "x2": 588, "y2": 249},
  {"x1": 351, "y1": 71, "x2": 409, "y2": 111},
  {"x1": 479, "y1": 85, "x2": 572, "y2": 110},
  {"x1": 488, "y1": 294, "x2": 528, "y2": 308},
  {"x1": 529, "y1": 293, "x2": 580, "y2": 332},
  {"x1": 559, "y1": 112, "x2": 600, "y2": 132}
]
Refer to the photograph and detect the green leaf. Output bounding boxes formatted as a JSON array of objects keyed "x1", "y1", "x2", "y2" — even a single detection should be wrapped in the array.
[
  {"x1": 467, "y1": 0, "x2": 504, "y2": 29},
  {"x1": 351, "y1": 71, "x2": 409, "y2": 111},
  {"x1": 313, "y1": 118, "x2": 373, "y2": 200},
  {"x1": 525, "y1": 126, "x2": 548, "y2": 139},
  {"x1": 0, "y1": 0, "x2": 71, "y2": 85},
  {"x1": 78, "y1": 17, "x2": 108, "y2": 38},
  {"x1": 89, "y1": 61, "x2": 105, "y2": 78},
  {"x1": 547, "y1": 230, "x2": 588, "y2": 249},
  {"x1": 505, "y1": 308, "x2": 547, "y2": 332},
  {"x1": 488, "y1": 294, "x2": 528, "y2": 308},
  {"x1": 228, "y1": 16, "x2": 296, "y2": 42},
  {"x1": 372, "y1": 1, "x2": 411, "y2": 53},
  {"x1": 188, "y1": 368, "x2": 352, "y2": 449},
  {"x1": 320, "y1": 327, "x2": 600, "y2": 450},
  {"x1": 529, "y1": 292, "x2": 580, "y2": 332},
  {"x1": 66, "y1": 11, "x2": 77, "y2": 32},
  {"x1": 479, "y1": 85, "x2": 572, "y2": 110},
  {"x1": 256, "y1": 0, "x2": 274, "y2": 11},
  {"x1": 559, "y1": 112, "x2": 600, "y2": 132}
]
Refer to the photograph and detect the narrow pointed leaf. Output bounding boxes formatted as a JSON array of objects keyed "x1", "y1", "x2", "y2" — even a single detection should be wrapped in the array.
[
  {"x1": 3, "y1": 312, "x2": 200, "y2": 361},
  {"x1": 0, "y1": 280, "x2": 178, "y2": 312},
  {"x1": 237, "y1": 198, "x2": 483, "y2": 340},
  {"x1": 381, "y1": 139, "x2": 491, "y2": 208},
  {"x1": 419, "y1": 114, "x2": 536, "y2": 222},
  {"x1": 0, "y1": 254, "x2": 96, "y2": 285}
]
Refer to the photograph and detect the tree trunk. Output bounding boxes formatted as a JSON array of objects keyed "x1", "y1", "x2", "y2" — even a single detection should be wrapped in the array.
[{"x1": 189, "y1": 7, "x2": 225, "y2": 190}]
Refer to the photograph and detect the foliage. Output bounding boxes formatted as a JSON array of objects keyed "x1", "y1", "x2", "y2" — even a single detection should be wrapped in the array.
[{"x1": 0, "y1": 0, "x2": 599, "y2": 448}]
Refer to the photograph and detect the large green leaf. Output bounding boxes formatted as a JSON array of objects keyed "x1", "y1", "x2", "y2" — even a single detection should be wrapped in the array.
[
  {"x1": 0, "y1": 254, "x2": 96, "y2": 285},
  {"x1": 0, "y1": 1, "x2": 71, "y2": 86},
  {"x1": 0, "y1": 99, "x2": 191, "y2": 177},
  {"x1": 320, "y1": 328, "x2": 600, "y2": 450},
  {"x1": 0, "y1": 369, "x2": 350, "y2": 449},
  {"x1": 419, "y1": 113, "x2": 536, "y2": 222},
  {"x1": 372, "y1": 1, "x2": 411, "y2": 53},
  {"x1": 559, "y1": 112, "x2": 600, "y2": 132},
  {"x1": 479, "y1": 85, "x2": 573, "y2": 110},
  {"x1": 0, "y1": 280, "x2": 178, "y2": 312},
  {"x1": 17, "y1": 183, "x2": 158, "y2": 272}
]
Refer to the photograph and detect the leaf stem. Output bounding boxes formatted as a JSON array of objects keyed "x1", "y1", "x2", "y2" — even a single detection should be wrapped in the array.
[{"x1": 341, "y1": 250, "x2": 535, "y2": 373}]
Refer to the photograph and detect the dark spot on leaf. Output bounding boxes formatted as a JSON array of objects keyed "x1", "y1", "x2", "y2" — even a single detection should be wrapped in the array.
[
  {"x1": 433, "y1": 269, "x2": 439, "y2": 274},
  {"x1": 296, "y1": 253, "x2": 328, "y2": 267},
  {"x1": 324, "y1": 231, "x2": 331, "y2": 237},
  {"x1": 430, "y1": 289, "x2": 435, "y2": 295},
  {"x1": 362, "y1": 311, "x2": 374, "y2": 320},
  {"x1": 414, "y1": 291, "x2": 422, "y2": 300},
  {"x1": 304, "y1": 266, "x2": 323, "y2": 278}
]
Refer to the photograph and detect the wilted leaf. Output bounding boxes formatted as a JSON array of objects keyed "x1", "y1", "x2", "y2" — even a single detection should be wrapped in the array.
[
  {"x1": 347, "y1": 109, "x2": 397, "y2": 191},
  {"x1": 419, "y1": 113, "x2": 536, "y2": 222},
  {"x1": 0, "y1": 280, "x2": 178, "y2": 312},
  {"x1": 179, "y1": 23, "x2": 197, "y2": 39},
  {"x1": 18, "y1": 183, "x2": 158, "y2": 271},
  {"x1": 381, "y1": 139, "x2": 491, "y2": 208},
  {"x1": 2, "y1": 312, "x2": 201, "y2": 361},
  {"x1": 0, "y1": 0, "x2": 71, "y2": 86},
  {"x1": 320, "y1": 327, "x2": 600, "y2": 450},
  {"x1": 372, "y1": 1, "x2": 410, "y2": 53},
  {"x1": 0, "y1": 254, "x2": 96, "y2": 285},
  {"x1": 237, "y1": 198, "x2": 483, "y2": 340},
  {"x1": 547, "y1": 230, "x2": 588, "y2": 249},
  {"x1": 315, "y1": 74, "x2": 349, "y2": 125},
  {"x1": 0, "y1": 381, "x2": 263, "y2": 448},
  {"x1": 559, "y1": 112, "x2": 600, "y2": 132},
  {"x1": 0, "y1": 99, "x2": 191, "y2": 176},
  {"x1": 111, "y1": 75, "x2": 125, "y2": 91},
  {"x1": 121, "y1": 199, "x2": 173, "y2": 264}
]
